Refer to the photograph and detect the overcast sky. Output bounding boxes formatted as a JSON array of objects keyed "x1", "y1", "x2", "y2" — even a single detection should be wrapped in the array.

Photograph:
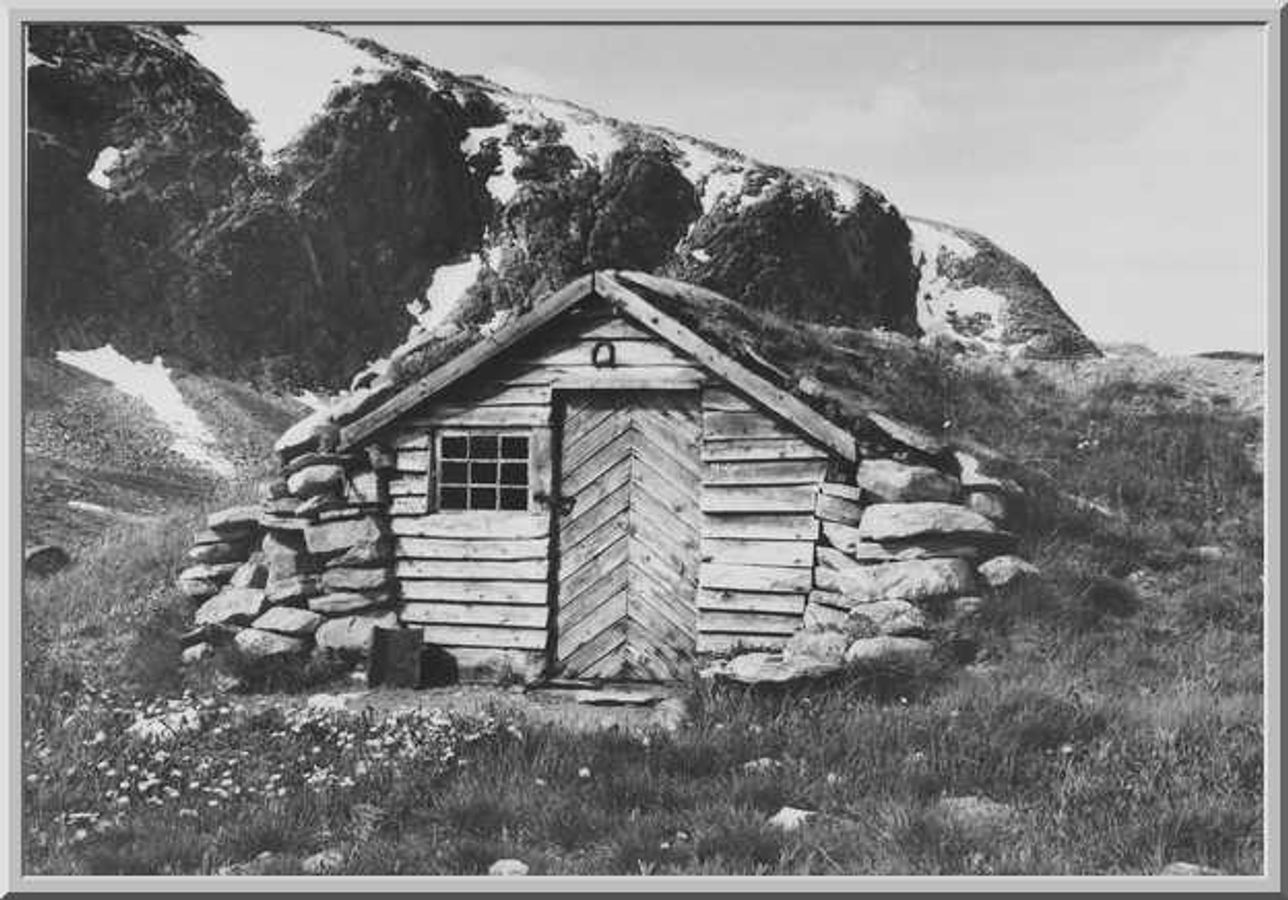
[
  {"x1": 175, "y1": 22, "x2": 1268, "y2": 356},
  {"x1": 343, "y1": 23, "x2": 1267, "y2": 356}
]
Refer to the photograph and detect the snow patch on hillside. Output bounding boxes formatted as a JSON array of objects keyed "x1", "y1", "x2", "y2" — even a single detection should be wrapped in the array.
[
  {"x1": 414, "y1": 254, "x2": 488, "y2": 330},
  {"x1": 461, "y1": 122, "x2": 520, "y2": 205},
  {"x1": 86, "y1": 147, "x2": 121, "y2": 190},
  {"x1": 55, "y1": 346, "x2": 236, "y2": 477},
  {"x1": 526, "y1": 96, "x2": 623, "y2": 166},
  {"x1": 909, "y1": 218, "x2": 1009, "y2": 351},
  {"x1": 179, "y1": 25, "x2": 388, "y2": 158}
]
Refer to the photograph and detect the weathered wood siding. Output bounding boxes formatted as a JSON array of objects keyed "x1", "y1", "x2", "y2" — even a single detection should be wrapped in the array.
[
  {"x1": 697, "y1": 387, "x2": 828, "y2": 653},
  {"x1": 375, "y1": 304, "x2": 704, "y2": 673}
]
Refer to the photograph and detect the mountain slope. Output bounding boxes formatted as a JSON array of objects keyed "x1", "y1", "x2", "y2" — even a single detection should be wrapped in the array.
[
  {"x1": 909, "y1": 217, "x2": 1100, "y2": 358},
  {"x1": 23, "y1": 354, "x2": 306, "y2": 553},
  {"x1": 26, "y1": 23, "x2": 1098, "y2": 396}
]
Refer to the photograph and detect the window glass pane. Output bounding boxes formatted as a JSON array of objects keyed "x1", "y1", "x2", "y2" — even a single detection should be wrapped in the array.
[
  {"x1": 469, "y1": 435, "x2": 499, "y2": 458},
  {"x1": 470, "y1": 487, "x2": 497, "y2": 509},
  {"x1": 501, "y1": 435, "x2": 529, "y2": 459},
  {"x1": 440, "y1": 487, "x2": 467, "y2": 510},
  {"x1": 470, "y1": 461, "x2": 498, "y2": 484},
  {"x1": 500, "y1": 488, "x2": 528, "y2": 510},
  {"x1": 441, "y1": 435, "x2": 468, "y2": 458},
  {"x1": 441, "y1": 461, "x2": 468, "y2": 484},
  {"x1": 501, "y1": 462, "x2": 528, "y2": 485}
]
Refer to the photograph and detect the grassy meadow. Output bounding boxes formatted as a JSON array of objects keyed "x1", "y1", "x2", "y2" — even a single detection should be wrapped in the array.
[{"x1": 20, "y1": 355, "x2": 1265, "y2": 877}]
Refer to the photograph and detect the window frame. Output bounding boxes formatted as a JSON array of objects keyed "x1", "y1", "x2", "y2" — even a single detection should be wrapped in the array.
[{"x1": 433, "y1": 429, "x2": 533, "y2": 513}]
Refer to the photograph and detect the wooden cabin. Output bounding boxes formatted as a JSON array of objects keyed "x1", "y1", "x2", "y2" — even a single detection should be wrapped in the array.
[{"x1": 319, "y1": 270, "x2": 864, "y2": 683}]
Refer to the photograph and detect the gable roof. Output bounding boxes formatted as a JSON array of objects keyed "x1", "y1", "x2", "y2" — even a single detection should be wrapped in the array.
[
  {"x1": 335, "y1": 271, "x2": 857, "y2": 460},
  {"x1": 276, "y1": 270, "x2": 974, "y2": 471}
]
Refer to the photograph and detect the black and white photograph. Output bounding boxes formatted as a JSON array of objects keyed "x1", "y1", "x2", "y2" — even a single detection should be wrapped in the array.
[{"x1": 11, "y1": 5, "x2": 1278, "y2": 887}]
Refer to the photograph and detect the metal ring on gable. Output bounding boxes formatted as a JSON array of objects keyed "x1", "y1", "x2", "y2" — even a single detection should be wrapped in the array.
[{"x1": 591, "y1": 341, "x2": 617, "y2": 368}]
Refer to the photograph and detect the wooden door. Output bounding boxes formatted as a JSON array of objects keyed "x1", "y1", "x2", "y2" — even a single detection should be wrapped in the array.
[{"x1": 553, "y1": 391, "x2": 701, "y2": 680}]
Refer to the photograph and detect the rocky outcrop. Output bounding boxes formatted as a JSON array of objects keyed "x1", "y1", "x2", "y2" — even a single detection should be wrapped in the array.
[{"x1": 908, "y1": 216, "x2": 1100, "y2": 358}]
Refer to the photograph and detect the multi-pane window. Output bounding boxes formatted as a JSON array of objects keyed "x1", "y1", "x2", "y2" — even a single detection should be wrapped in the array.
[{"x1": 437, "y1": 433, "x2": 530, "y2": 511}]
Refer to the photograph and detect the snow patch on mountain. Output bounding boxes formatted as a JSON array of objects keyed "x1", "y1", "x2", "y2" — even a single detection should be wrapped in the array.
[
  {"x1": 86, "y1": 147, "x2": 121, "y2": 190},
  {"x1": 910, "y1": 218, "x2": 1008, "y2": 351},
  {"x1": 412, "y1": 253, "x2": 490, "y2": 330},
  {"x1": 525, "y1": 95, "x2": 624, "y2": 166},
  {"x1": 178, "y1": 25, "x2": 386, "y2": 158},
  {"x1": 54, "y1": 345, "x2": 236, "y2": 477}
]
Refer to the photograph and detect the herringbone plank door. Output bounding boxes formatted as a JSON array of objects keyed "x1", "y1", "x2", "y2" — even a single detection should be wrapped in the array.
[{"x1": 554, "y1": 391, "x2": 701, "y2": 680}]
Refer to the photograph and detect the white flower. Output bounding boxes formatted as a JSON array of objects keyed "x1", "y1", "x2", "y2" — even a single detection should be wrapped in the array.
[{"x1": 577, "y1": 767, "x2": 591, "y2": 779}]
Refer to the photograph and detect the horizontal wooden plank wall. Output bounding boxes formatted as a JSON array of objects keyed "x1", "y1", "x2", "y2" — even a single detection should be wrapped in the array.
[
  {"x1": 377, "y1": 305, "x2": 706, "y2": 668},
  {"x1": 696, "y1": 386, "x2": 830, "y2": 653}
]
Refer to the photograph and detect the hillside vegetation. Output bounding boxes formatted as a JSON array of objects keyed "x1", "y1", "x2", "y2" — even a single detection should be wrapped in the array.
[{"x1": 20, "y1": 344, "x2": 1263, "y2": 876}]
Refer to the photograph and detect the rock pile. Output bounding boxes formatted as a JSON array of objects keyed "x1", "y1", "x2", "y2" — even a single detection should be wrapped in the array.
[
  {"x1": 176, "y1": 448, "x2": 399, "y2": 667},
  {"x1": 708, "y1": 451, "x2": 1037, "y2": 685}
]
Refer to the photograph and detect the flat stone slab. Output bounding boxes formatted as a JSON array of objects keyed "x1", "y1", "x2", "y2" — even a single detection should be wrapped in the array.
[
  {"x1": 265, "y1": 574, "x2": 321, "y2": 606},
  {"x1": 314, "y1": 611, "x2": 399, "y2": 654},
  {"x1": 321, "y1": 566, "x2": 393, "y2": 592},
  {"x1": 186, "y1": 541, "x2": 249, "y2": 565},
  {"x1": 305, "y1": 516, "x2": 386, "y2": 556},
  {"x1": 858, "y1": 502, "x2": 998, "y2": 542},
  {"x1": 815, "y1": 556, "x2": 974, "y2": 605},
  {"x1": 234, "y1": 627, "x2": 308, "y2": 660},
  {"x1": 195, "y1": 587, "x2": 267, "y2": 627},
  {"x1": 206, "y1": 505, "x2": 263, "y2": 536},
  {"x1": 253, "y1": 606, "x2": 324, "y2": 636},
  {"x1": 856, "y1": 458, "x2": 961, "y2": 503},
  {"x1": 178, "y1": 562, "x2": 241, "y2": 583},
  {"x1": 844, "y1": 635, "x2": 935, "y2": 667},
  {"x1": 311, "y1": 592, "x2": 387, "y2": 615},
  {"x1": 712, "y1": 651, "x2": 842, "y2": 685}
]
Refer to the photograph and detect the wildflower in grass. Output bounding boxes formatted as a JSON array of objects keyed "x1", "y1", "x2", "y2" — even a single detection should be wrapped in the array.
[{"x1": 578, "y1": 767, "x2": 591, "y2": 779}]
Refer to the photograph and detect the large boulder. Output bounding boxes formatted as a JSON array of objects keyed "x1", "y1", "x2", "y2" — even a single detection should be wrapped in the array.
[
  {"x1": 855, "y1": 458, "x2": 960, "y2": 503},
  {"x1": 252, "y1": 606, "x2": 324, "y2": 637},
  {"x1": 977, "y1": 554, "x2": 1041, "y2": 589},
  {"x1": 314, "y1": 611, "x2": 400, "y2": 655},
  {"x1": 815, "y1": 555, "x2": 974, "y2": 605},
  {"x1": 305, "y1": 515, "x2": 386, "y2": 556},
  {"x1": 287, "y1": 463, "x2": 346, "y2": 499},
  {"x1": 844, "y1": 635, "x2": 935, "y2": 667},
  {"x1": 194, "y1": 587, "x2": 267, "y2": 626},
  {"x1": 234, "y1": 627, "x2": 308, "y2": 660},
  {"x1": 857, "y1": 502, "x2": 1000, "y2": 542}
]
